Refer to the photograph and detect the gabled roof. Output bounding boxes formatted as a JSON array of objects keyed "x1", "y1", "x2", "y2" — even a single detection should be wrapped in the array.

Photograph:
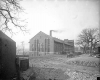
[
  {"x1": 53, "y1": 37, "x2": 63, "y2": 43},
  {"x1": 30, "y1": 31, "x2": 52, "y2": 42},
  {"x1": 0, "y1": 31, "x2": 15, "y2": 42},
  {"x1": 30, "y1": 31, "x2": 74, "y2": 46},
  {"x1": 53, "y1": 37, "x2": 73, "y2": 46}
]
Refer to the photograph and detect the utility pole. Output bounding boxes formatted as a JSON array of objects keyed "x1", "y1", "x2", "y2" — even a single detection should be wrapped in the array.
[
  {"x1": 99, "y1": 5, "x2": 100, "y2": 44},
  {"x1": 98, "y1": 0, "x2": 100, "y2": 43},
  {"x1": 98, "y1": 2, "x2": 100, "y2": 53},
  {"x1": 21, "y1": 41, "x2": 24, "y2": 55}
]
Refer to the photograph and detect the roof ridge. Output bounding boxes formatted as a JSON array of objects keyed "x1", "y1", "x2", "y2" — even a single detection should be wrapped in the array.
[{"x1": 0, "y1": 31, "x2": 15, "y2": 42}]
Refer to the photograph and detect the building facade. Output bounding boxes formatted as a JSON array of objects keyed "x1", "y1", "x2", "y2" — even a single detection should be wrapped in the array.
[{"x1": 29, "y1": 31, "x2": 74, "y2": 55}]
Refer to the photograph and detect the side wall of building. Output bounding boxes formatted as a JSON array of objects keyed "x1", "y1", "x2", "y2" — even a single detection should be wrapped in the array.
[
  {"x1": 0, "y1": 31, "x2": 16, "y2": 79},
  {"x1": 50, "y1": 38, "x2": 54, "y2": 52},
  {"x1": 54, "y1": 41, "x2": 63, "y2": 53},
  {"x1": 29, "y1": 32, "x2": 75, "y2": 54}
]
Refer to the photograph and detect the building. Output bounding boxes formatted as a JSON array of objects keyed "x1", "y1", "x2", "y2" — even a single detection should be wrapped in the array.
[
  {"x1": 29, "y1": 31, "x2": 74, "y2": 55},
  {"x1": 0, "y1": 31, "x2": 16, "y2": 79}
]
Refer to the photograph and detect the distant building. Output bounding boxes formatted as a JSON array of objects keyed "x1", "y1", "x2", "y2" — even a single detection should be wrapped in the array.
[
  {"x1": 75, "y1": 46, "x2": 83, "y2": 53},
  {"x1": 29, "y1": 31, "x2": 74, "y2": 55}
]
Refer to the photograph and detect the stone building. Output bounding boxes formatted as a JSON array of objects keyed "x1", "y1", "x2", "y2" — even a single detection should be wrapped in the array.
[{"x1": 29, "y1": 31, "x2": 74, "y2": 55}]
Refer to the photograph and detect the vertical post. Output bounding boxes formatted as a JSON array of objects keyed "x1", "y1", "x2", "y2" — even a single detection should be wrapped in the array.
[
  {"x1": 21, "y1": 41, "x2": 24, "y2": 55},
  {"x1": 99, "y1": 1, "x2": 100, "y2": 41},
  {"x1": 99, "y1": 4, "x2": 100, "y2": 42},
  {"x1": 98, "y1": 1, "x2": 100, "y2": 53}
]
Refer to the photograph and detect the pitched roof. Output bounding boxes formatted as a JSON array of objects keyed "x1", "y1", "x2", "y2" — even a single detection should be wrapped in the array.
[
  {"x1": 0, "y1": 31, "x2": 15, "y2": 42},
  {"x1": 53, "y1": 37, "x2": 73, "y2": 46},
  {"x1": 30, "y1": 31, "x2": 51, "y2": 41},
  {"x1": 30, "y1": 31, "x2": 74, "y2": 46}
]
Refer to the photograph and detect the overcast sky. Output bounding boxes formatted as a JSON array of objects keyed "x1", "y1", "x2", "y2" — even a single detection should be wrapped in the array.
[{"x1": 10, "y1": 0, "x2": 99, "y2": 49}]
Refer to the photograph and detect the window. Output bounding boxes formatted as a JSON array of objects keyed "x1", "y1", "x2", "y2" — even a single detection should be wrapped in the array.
[
  {"x1": 45, "y1": 39, "x2": 46, "y2": 52},
  {"x1": 48, "y1": 39, "x2": 50, "y2": 52},
  {"x1": 45, "y1": 38, "x2": 50, "y2": 52},
  {"x1": 37, "y1": 39, "x2": 39, "y2": 51},
  {"x1": 34, "y1": 40, "x2": 36, "y2": 51},
  {"x1": 38, "y1": 43, "x2": 40, "y2": 52},
  {"x1": 32, "y1": 44, "x2": 34, "y2": 51},
  {"x1": 42, "y1": 43, "x2": 44, "y2": 52}
]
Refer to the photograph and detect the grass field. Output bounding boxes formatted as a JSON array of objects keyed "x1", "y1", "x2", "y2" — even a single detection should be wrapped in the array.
[
  {"x1": 27, "y1": 54, "x2": 100, "y2": 80},
  {"x1": 29, "y1": 54, "x2": 99, "y2": 72}
]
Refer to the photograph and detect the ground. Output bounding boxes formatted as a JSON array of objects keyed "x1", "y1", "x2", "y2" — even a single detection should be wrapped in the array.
[{"x1": 23, "y1": 54, "x2": 100, "y2": 80}]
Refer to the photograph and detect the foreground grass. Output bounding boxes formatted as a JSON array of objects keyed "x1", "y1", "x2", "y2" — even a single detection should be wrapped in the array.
[{"x1": 66, "y1": 56, "x2": 100, "y2": 67}]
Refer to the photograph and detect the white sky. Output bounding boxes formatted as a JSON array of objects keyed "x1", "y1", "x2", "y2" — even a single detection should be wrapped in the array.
[{"x1": 10, "y1": 0, "x2": 99, "y2": 49}]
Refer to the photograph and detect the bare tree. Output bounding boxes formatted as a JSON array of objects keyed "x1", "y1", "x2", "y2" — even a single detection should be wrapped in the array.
[
  {"x1": 76, "y1": 28, "x2": 100, "y2": 54},
  {"x1": 0, "y1": 0, "x2": 27, "y2": 35}
]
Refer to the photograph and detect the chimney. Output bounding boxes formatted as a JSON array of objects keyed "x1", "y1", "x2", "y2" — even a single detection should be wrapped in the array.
[{"x1": 50, "y1": 30, "x2": 57, "y2": 37}]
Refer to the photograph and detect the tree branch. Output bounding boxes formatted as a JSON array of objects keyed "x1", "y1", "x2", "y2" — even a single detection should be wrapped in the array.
[{"x1": 0, "y1": 0, "x2": 28, "y2": 35}]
